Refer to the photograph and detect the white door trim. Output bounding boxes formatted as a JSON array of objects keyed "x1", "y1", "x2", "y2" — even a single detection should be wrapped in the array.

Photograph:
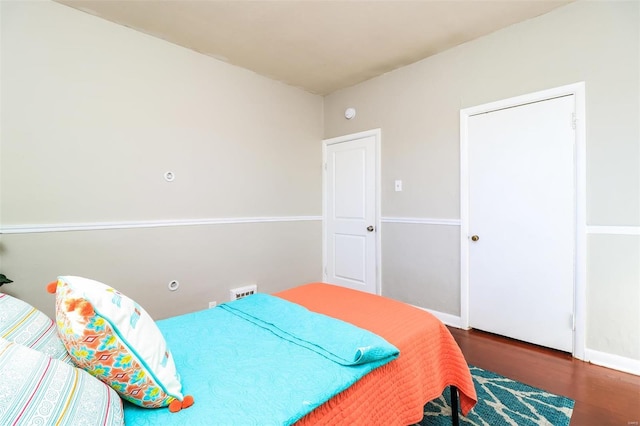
[
  {"x1": 460, "y1": 82, "x2": 586, "y2": 360},
  {"x1": 322, "y1": 128, "x2": 382, "y2": 295}
]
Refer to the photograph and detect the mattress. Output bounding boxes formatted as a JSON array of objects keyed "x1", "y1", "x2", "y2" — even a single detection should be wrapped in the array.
[{"x1": 276, "y1": 283, "x2": 477, "y2": 425}]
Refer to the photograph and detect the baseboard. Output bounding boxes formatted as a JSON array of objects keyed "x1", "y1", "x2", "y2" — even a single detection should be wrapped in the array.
[
  {"x1": 410, "y1": 307, "x2": 640, "y2": 376},
  {"x1": 584, "y1": 348, "x2": 640, "y2": 376},
  {"x1": 411, "y1": 305, "x2": 465, "y2": 329}
]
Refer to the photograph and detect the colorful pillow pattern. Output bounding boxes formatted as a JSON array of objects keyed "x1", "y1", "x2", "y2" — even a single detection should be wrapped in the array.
[
  {"x1": 0, "y1": 337, "x2": 124, "y2": 425},
  {"x1": 50, "y1": 276, "x2": 190, "y2": 411},
  {"x1": 0, "y1": 292, "x2": 72, "y2": 363}
]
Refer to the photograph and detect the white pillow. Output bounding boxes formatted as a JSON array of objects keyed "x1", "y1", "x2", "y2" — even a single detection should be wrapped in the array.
[{"x1": 51, "y1": 276, "x2": 192, "y2": 411}]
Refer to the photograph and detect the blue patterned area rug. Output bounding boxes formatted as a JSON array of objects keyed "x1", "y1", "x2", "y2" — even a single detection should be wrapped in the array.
[{"x1": 416, "y1": 365, "x2": 574, "y2": 426}]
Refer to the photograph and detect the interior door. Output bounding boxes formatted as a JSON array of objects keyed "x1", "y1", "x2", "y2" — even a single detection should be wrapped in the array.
[
  {"x1": 323, "y1": 131, "x2": 379, "y2": 294},
  {"x1": 468, "y1": 95, "x2": 575, "y2": 352}
]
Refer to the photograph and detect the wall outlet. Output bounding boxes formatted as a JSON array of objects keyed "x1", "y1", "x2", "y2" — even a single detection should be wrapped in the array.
[
  {"x1": 229, "y1": 284, "x2": 258, "y2": 301},
  {"x1": 208, "y1": 301, "x2": 217, "y2": 309}
]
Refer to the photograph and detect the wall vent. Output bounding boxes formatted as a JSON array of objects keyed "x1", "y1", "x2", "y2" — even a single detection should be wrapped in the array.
[{"x1": 229, "y1": 284, "x2": 257, "y2": 301}]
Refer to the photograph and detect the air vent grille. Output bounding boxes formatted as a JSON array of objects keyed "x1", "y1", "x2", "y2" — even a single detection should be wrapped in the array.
[{"x1": 229, "y1": 284, "x2": 257, "y2": 301}]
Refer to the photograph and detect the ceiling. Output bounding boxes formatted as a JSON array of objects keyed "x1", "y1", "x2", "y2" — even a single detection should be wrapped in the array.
[{"x1": 55, "y1": 0, "x2": 574, "y2": 95}]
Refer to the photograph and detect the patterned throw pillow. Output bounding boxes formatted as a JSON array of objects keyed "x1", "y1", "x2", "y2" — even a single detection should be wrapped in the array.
[
  {"x1": 0, "y1": 337, "x2": 124, "y2": 425},
  {"x1": 50, "y1": 276, "x2": 192, "y2": 411},
  {"x1": 0, "y1": 292, "x2": 72, "y2": 363}
]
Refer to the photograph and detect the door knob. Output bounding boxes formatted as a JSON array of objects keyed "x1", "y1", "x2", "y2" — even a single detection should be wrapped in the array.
[
  {"x1": 471, "y1": 235, "x2": 480, "y2": 242},
  {"x1": 367, "y1": 225, "x2": 375, "y2": 232}
]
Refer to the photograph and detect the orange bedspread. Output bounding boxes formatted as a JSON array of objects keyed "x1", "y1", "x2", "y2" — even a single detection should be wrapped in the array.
[{"x1": 276, "y1": 283, "x2": 477, "y2": 426}]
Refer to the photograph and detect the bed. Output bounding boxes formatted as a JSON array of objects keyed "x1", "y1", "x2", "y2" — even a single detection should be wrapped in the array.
[
  {"x1": 124, "y1": 282, "x2": 477, "y2": 425},
  {"x1": 1, "y1": 281, "x2": 477, "y2": 426}
]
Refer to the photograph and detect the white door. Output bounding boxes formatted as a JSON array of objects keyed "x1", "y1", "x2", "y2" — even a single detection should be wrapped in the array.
[
  {"x1": 323, "y1": 130, "x2": 380, "y2": 294},
  {"x1": 468, "y1": 95, "x2": 575, "y2": 352}
]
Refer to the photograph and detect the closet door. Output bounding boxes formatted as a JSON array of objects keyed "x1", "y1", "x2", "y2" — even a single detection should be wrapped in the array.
[{"x1": 468, "y1": 95, "x2": 575, "y2": 352}]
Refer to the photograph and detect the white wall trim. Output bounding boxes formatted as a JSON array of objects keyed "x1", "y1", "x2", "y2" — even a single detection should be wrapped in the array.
[
  {"x1": 416, "y1": 307, "x2": 640, "y2": 376},
  {"x1": 382, "y1": 217, "x2": 461, "y2": 226},
  {"x1": 411, "y1": 305, "x2": 464, "y2": 329},
  {"x1": 460, "y1": 82, "x2": 587, "y2": 361},
  {"x1": 587, "y1": 226, "x2": 640, "y2": 236},
  {"x1": 584, "y1": 349, "x2": 640, "y2": 376},
  {"x1": 0, "y1": 216, "x2": 322, "y2": 234}
]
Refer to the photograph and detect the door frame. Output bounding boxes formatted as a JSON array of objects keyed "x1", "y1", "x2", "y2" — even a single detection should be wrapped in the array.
[
  {"x1": 460, "y1": 83, "x2": 586, "y2": 359},
  {"x1": 322, "y1": 128, "x2": 382, "y2": 295}
]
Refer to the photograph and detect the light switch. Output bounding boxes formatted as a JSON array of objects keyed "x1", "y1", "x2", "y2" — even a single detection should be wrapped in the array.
[{"x1": 395, "y1": 180, "x2": 402, "y2": 192}]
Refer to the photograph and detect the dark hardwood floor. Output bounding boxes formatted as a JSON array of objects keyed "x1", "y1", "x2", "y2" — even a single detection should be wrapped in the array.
[{"x1": 448, "y1": 327, "x2": 640, "y2": 425}]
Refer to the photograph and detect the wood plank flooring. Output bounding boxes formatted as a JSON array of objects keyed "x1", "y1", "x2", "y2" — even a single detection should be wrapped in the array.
[{"x1": 447, "y1": 327, "x2": 640, "y2": 425}]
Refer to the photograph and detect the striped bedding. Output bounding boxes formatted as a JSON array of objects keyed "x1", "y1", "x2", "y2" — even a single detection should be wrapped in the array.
[
  {"x1": 0, "y1": 337, "x2": 124, "y2": 425},
  {"x1": 0, "y1": 292, "x2": 72, "y2": 363}
]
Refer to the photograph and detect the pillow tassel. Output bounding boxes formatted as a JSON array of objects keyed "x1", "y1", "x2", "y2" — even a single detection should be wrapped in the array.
[
  {"x1": 168, "y1": 395, "x2": 194, "y2": 413},
  {"x1": 182, "y1": 395, "x2": 195, "y2": 409}
]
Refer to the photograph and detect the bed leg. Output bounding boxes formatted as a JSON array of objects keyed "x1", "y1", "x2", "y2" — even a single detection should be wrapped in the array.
[{"x1": 450, "y1": 385, "x2": 459, "y2": 426}]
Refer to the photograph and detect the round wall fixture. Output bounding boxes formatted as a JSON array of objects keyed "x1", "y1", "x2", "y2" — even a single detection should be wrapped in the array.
[
  {"x1": 164, "y1": 171, "x2": 175, "y2": 182},
  {"x1": 168, "y1": 280, "x2": 180, "y2": 291},
  {"x1": 344, "y1": 107, "x2": 356, "y2": 120}
]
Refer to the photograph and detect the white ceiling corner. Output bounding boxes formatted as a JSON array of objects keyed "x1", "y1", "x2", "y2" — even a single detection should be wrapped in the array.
[{"x1": 54, "y1": 0, "x2": 574, "y2": 95}]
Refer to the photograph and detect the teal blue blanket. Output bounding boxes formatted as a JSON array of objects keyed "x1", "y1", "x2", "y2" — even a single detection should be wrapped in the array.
[{"x1": 123, "y1": 294, "x2": 399, "y2": 425}]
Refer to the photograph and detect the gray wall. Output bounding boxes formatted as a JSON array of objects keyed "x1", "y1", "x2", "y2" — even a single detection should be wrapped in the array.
[
  {"x1": 0, "y1": 0, "x2": 323, "y2": 318},
  {"x1": 324, "y1": 0, "x2": 639, "y2": 360},
  {"x1": 1, "y1": 0, "x2": 638, "y2": 364},
  {"x1": 0, "y1": 223, "x2": 321, "y2": 320}
]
